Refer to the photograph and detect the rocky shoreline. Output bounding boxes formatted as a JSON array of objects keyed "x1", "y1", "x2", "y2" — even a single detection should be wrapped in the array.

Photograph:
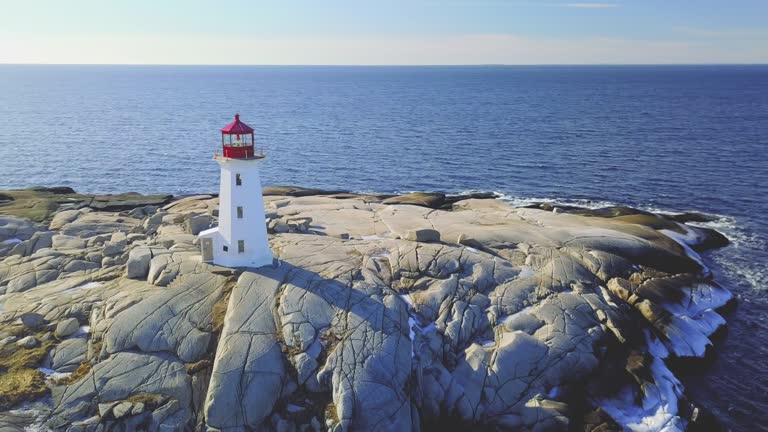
[{"x1": 0, "y1": 186, "x2": 733, "y2": 431}]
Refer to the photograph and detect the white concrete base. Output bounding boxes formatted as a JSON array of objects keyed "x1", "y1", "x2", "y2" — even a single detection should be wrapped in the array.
[
  {"x1": 198, "y1": 156, "x2": 273, "y2": 269},
  {"x1": 199, "y1": 227, "x2": 273, "y2": 268}
]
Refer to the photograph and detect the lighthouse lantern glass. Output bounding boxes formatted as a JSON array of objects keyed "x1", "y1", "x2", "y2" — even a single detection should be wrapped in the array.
[{"x1": 224, "y1": 133, "x2": 253, "y2": 147}]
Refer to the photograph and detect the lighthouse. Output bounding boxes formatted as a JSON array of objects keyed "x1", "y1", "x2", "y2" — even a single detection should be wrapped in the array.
[{"x1": 198, "y1": 114, "x2": 273, "y2": 268}]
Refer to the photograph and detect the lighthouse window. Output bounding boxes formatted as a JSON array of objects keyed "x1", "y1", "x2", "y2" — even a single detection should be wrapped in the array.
[
  {"x1": 237, "y1": 206, "x2": 244, "y2": 218},
  {"x1": 223, "y1": 246, "x2": 228, "y2": 252},
  {"x1": 235, "y1": 174, "x2": 242, "y2": 186},
  {"x1": 238, "y1": 240, "x2": 245, "y2": 253}
]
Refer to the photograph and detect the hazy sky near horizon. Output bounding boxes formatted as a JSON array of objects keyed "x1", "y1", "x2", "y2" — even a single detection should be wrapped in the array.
[{"x1": 1, "y1": 0, "x2": 767, "y2": 65}]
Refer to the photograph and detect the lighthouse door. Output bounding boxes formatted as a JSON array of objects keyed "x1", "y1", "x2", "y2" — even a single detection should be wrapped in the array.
[{"x1": 201, "y1": 238, "x2": 214, "y2": 263}]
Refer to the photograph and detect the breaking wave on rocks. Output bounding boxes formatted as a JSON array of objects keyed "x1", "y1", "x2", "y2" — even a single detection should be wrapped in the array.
[{"x1": 497, "y1": 193, "x2": 765, "y2": 293}]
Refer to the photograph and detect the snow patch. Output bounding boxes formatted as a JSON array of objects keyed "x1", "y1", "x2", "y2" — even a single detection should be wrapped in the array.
[
  {"x1": 74, "y1": 325, "x2": 91, "y2": 337},
  {"x1": 498, "y1": 306, "x2": 532, "y2": 325},
  {"x1": 477, "y1": 338, "x2": 496, "y2": 348},
  {"x1": 369, "y1": 250, "x2": 390, "y2": 259},
  {"x1": 517, "y1": 265, "x2": 535, "y2": 279},
  {"x1": 596, "y1": 358, "x2": 686, "y2": 432},
  {"x1": 400, "y1": 294, "x2": 436, "y2": 358},
  {"x1": 652, "y1": 281, "x2": 731, "y2": 358},
  {"x1": 37, "y1": 367, "x2": 72, "y2": 383},
  {"x1": 60, "y1": 281, "x2": 103, "y2": 296},
  {"x1": 1, "y1": 238, "x2": 22, "y2": 244}
]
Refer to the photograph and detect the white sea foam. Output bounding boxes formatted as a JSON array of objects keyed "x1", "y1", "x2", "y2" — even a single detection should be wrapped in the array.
[
  {"x1": 659, "y1": 227, "x2": 708, "y2": 272},
  {"x1": 498, "y1": 194, "x2": 619, "y2": 210},
  {"x1": 1, "y1": 238, "x2": 23, "y2": 244}
]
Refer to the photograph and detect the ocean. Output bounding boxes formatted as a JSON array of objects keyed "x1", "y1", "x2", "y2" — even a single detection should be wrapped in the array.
[{"x1": 0, "y1": 64, "x2": 766, "y2": 429}]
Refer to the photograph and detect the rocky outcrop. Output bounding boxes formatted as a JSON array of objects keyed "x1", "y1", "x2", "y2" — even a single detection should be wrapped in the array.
[{"x1": 0, "y1": 188, "x2": 734, "y2": 432}]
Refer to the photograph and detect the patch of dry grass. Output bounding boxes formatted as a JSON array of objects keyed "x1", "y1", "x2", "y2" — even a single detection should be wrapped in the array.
[
  {"x1": 325, "y1": 402, "x2": 340, "y2": 424},
  {"x1": 57, "y1": 361, "x2": 92, "y2": 385},
  {"x1": 0, "y1": 331, "x2": 56, "y2": 410},
  {"x1": 0, "y1": 369, "x2": 48, "y2": 410}
]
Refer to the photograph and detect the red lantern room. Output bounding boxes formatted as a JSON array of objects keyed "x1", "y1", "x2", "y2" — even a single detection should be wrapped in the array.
[{"x1": 220, "y1": 114, "x2": 263, "y2": 159}]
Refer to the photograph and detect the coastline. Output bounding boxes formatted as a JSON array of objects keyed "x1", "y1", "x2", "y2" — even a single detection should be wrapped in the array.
[{"x1": 0, "y1": 186, "x2": 736, "y2": 431}]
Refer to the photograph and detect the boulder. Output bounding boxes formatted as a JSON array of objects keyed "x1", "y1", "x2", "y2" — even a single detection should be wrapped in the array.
[
  {"x1": 52, "y1": 235, "x2": 86, "y2": 250},
  {"x1": 103, "y1": 232, "x2": 128, "y2": 257},
  {"x1": 10, "y1": 231, "x2": 54, "y2": 257},
  {"x1": 184, "y1": 214, "x2": 214, "y2": 235},
  {"x1": 20, "y1": 312, "x2": 46, "y2": 329},
  {"x1": 125, "y1": 246, "x2": 153, "y2": 279},
  {"x1": 112, "y1": 401, "x2": 134, "y2": 419},
  {"x1": 47, "y1": 337, "x2": 87, "y2": 372},
  {"x1": 55, "y1": 317, "x2": 80, "y2": 338},
  {"x1": 49, "y1": 210, "x2": 83, "y2": 230},
  {"x1": 63, "y1": 259, "x2": 100, "y2": 273},
  {"x1": 16, "y1": 335, "x2": 38, "y2": 348},
  {"x1": 404, "y1": 228, "x2": 441, "y2": 243}
]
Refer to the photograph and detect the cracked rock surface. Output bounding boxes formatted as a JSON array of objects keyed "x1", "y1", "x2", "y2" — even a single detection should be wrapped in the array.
[{"x1": 0, "y1": 188, "x2": 734, "y2": 432}]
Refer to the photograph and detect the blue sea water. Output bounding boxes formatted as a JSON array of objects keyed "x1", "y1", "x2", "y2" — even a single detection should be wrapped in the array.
[{"x1": 0, "y1": 65, "x2": 766, "y2": 429}]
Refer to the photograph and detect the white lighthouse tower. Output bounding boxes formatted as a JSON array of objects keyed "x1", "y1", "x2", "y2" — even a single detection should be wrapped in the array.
[{"x1": 198, "y1": 114, "x2": 273, "y2": 268}]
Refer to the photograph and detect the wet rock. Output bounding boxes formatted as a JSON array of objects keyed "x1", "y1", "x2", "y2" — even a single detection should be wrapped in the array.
[{"x1": 383, "y1": 192, "x2": 446, "y2": 208}]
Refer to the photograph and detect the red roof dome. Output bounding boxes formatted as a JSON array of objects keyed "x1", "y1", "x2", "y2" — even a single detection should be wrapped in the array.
[{"x1": 221, "y1": 114, "x2": 254, "y2": 134}]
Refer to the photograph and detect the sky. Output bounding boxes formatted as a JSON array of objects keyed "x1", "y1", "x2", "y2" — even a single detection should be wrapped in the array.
[{"x1": 1, "y1": 0, "x2": 767, "y2": 65}]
